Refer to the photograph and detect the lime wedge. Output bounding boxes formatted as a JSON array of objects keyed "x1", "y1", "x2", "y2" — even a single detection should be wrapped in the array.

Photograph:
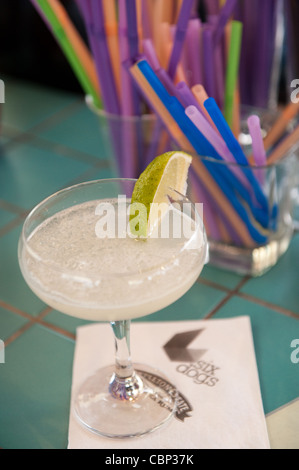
[{"x1": 130, "y1": 151, "x2": 192, "y2": 238}]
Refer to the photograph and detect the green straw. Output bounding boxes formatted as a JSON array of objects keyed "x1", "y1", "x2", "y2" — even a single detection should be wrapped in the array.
[
  {"x1": 224, "y1": 20, "x2": 243, "y2": 129},
  {"x1": 36, "y1": 0, "x2": 102, "y2": 108}
]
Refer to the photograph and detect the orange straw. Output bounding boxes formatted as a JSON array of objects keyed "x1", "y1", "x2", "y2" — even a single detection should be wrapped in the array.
[
  {"x1": 267, "y1": 122, "x2": 299, "y2": 164},
  {"x1": 47, "y1": 0, "x2": 100, "y2": 97},
  {"x1": 130, "y1": 62, "x2": 255, "y2": 247},
  {"x1": 191, "y1": 84, "x2": 219, "y2": 132},
  {"x1": 102, "y1": 0, "x2": 121, "y2": 100},
  {"x1": 191, "y1": 158, "x2": 255, "y2": 247},
  {"x1": 264, "y1": 100, "x2": 299, "y2": 151}
]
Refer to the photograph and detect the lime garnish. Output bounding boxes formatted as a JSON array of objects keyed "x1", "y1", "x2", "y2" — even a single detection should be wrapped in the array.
[{"x1": 130, "y1": 151, "x2": 192, "y2": 237}]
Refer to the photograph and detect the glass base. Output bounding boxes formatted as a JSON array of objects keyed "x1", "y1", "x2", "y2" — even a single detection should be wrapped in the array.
[
  {"x1": 208, "y1": 223, "x2": 294, "y2": 276},
  {"x1": 74, "y1": 364, "x2": 177, "y2": 439}
]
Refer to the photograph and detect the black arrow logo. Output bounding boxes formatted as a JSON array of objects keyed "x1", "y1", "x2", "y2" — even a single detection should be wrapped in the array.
[{"x1": 163, "y1": 329, "x2": 206, "y2": 362}]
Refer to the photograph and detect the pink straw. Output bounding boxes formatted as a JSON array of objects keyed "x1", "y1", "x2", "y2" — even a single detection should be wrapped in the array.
[
  {"x1": 185, "y1": 105, "x2": 251, "y2": 189},
  {"x1": 247, "y1": 115, "x2": 267, "y2": 183}
]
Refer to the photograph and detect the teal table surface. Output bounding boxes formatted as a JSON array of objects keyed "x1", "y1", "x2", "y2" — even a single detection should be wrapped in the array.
[{"x1": 0, "y1": 77, "x2": 298, "y2": 449}]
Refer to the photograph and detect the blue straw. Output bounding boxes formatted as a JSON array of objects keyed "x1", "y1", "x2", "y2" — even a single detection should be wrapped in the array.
[
  {"x1": 135, "y1": 59, "x2": 269, "y2": 241},
  {"x1": 136, "y1": 59, "x2": 269, "y2": 229},
  {"x1": 204, "y1": 97, "x2": 270, "y2": 212}
]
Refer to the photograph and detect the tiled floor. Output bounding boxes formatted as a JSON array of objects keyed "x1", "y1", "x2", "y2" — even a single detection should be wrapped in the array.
[{"x1": 0, "y1": 77, "x2": 298, "y2": 449}]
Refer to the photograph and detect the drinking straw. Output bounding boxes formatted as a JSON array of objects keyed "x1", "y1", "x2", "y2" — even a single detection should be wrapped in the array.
[
  {"x1": 141, "y1": 0, "x2": 153, "y2": 40},
  {"x1": 137, "y1": 60, "x2": 219, "y2": 158},
  {"x1": 125, "y1": 0, "x2": 139, "y2": 60},
  {"x1": 32, "y1": 0, "x2": 102, "y2": 109},
  {"x1": 267, "y1": 122, "x2": 299, "y2": 165},
  {"x1": 165, "y1": 35, "x2": 188, "y2": 84},
  {"x1": 142, "y1": 41, "x2": 175, "y2": 163},
  {"x1": 31, "y1": 0, "x2": 52, "y2": 28},
  {"x1": 118, "y1": 0, "x2": 134, "y2": 116},
  {"x1": 189, "y1": 169, "x2": 222, "y2": 240},
  {"x1": 176, "y1": 82, "x2": 204, "y2": 114},
  {"x1": 142, "y1": 42, "x2": 177, "y2": 96},
  {"x1": 247, "y1": 115, "x2": 266, "y2": 184},
  {"x1": 202, "y1": 26, "x2": 216, "y2": 99},
  {"x1": 224, "y1": 20, "x2": 243, "y2": 130},
  {"x1": 262, "y1": 100, "x2": 299, "y2": 152},
  {"x1": 102, "y1": 0, "x2": 121, "y2": 100},
  {"x1": 191, "y1": 159, "x2": 258, "y2": 247},
  {"x1": 236, "y1": 0, "x2": 255, "y2": 106},
  {"x1": 232, "y1": 86, "x2": 240, "y2": 139},
  {"x1": 81, "y1": 0, "x2": 120, "y2": 114},
  {"x1": 204, "y1": 97, "x2": 269, "y2": 212},
  {"x1": 135, "y1": 59, "x2": 270, "y2": 237},
  {"x1": 48, "y1": 0, "x2": 100, "y2": 97},
  {"x1": 129, "y1": 62, "x2": 194, "y2": 152},
  {"x1": 183, "y1": 18, "x2": 203, "y2": 87},
  {"x1": 124, "y1": 0, "x2": 142, "y2": 117},
  {"x1": 205, "y1": 0, "x2": 221, "y2": 16},
  {"x1": 253, "y1": 0, "x2": 275, "y2": 109},
  {"x1": 191, "y1": 84, "x2": 219, "y2": 132},
  {"x1": 213, "y1": 0, "x2": 238, "y2": 46},
  {"x1": 268, "y1": 0, "x2": 284, "y2": 110},
  {"x1": 130, "y1": 61, "x2": 268, "y2": 245},
  {"x1": 210, "y1": 20, "x2": 225, "y2": 110},
  {"x1": 185, "y1": 104, "x2": 270, "y2": 227},
  {"x1": 136, "y1": 0, "x2": 144, "y2": 45},
  {"x1": 167, "y1": 0, "x2": 195, "y2": 79},
  {"x1": 247, "y1": 115, "x2": 267, "y2": 167},
  {"x1": 185, "y1": 105, "x2": 237, "y2": 164},
  {"x1": 153, "y1": 1, "x2": 166, "y2": 63}
]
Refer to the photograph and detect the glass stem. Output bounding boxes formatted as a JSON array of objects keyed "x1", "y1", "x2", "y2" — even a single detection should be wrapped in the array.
[
  {"x1": 111, "y1": 319, "x2": 134, "y2": 378},
  {"x1": 109, "y1": 320, "x2": 143, "y2": 401}
]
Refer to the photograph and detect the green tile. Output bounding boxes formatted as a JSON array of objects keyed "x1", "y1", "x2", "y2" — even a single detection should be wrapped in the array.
[
  {"x1": 86, "y1": 166, "x2": 118, "y2": 181},
  {"x1": 40, "y1": 103, "x2": 112, "y2": 160},
  {"x1": 0, "y1": 142, "x2": 92, "y2": 209},
  {"x1": 240, "y1": 233, "x2": 299, "y2": 315},
  {"x1": 201, "y1": 263, "x2": 245, "y2": 290},
  {"x1": 0, "y1": 324, "x2": 74, "y2": 449},
  {"x1": 0, "y1": 224, "x2": 46, "y2": 315},
  {"x1": 136, "y1": 281, "x2": 228, "y2": 323},
  {"x1": 44, "y1": 309, "x2": 92, "y2": 336},
  {"x1": 0, "y1": 207, "x2": 16, "y2": 229},
  {"x1": 0, "y1": 306, "x2": 28, "y2": 341},
  {"x1": 2, "y1": 78, "x2": 78, "y2": 132},
  {"x1": 212, "y1": 296, "x2": 299, "y2": 414}
]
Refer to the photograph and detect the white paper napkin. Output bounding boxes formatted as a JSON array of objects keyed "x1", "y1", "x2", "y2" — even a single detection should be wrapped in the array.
[{"x1": 68, "y1": 316, "x2": 270, "y2": 449}]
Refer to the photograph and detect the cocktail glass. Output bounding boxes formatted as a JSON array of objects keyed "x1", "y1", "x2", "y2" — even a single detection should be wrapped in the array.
[{"x1": 18, "y1": 178, "x2": 207, "y2": 438}]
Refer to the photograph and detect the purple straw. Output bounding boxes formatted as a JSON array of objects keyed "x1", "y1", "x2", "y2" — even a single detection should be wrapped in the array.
[
  {"x1": 185, "y1": 105, "x2": 250, "y2": 189},
  {"x1": 142, "y1": 41, "x2": 177, "y2": 96},
  {"x1": 118, "y1": 0, "x2": 134, "y2": 115},
  {"x1": 184, "y1": 18, "x2": 203, "y2": 87},
  {"x1": 254, "y1": 0, "x2": 276, "y2": 108},
  {"x1": 142, "y1": 42, "x2": 174, "y2": 166},
  {"x1": 202, "y1": 25, "x2": 216, "y2": 99},
  {"x1": 214, "y1": 0, "x2": 238, "y2": 46},
  {"x1": 175, "y1": 81, "x2": 205, "y2": 116},
  {"x1": 247, "y1": 115, "x2": 266, "y2": 184},
  {"x1": 167, "y1": 0, "x2": 195, "y2": 79},
  {"x1": 125, "y1": 0, "x2": 139, "y2": 59},
  {"x1": 78, "y1": 0, "x2": 120, "y2": 114},
  {"x1": 122, "y1": 0, "x2": 141, "y2": 116},
  {"x1": 189, "y1": 169, "x2": 222, "y2": 241}
]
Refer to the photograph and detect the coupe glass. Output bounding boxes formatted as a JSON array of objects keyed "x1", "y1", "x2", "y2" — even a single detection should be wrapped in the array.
[{"x1": 18, "y1": 178, "x2": 207, "y2": 438}]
